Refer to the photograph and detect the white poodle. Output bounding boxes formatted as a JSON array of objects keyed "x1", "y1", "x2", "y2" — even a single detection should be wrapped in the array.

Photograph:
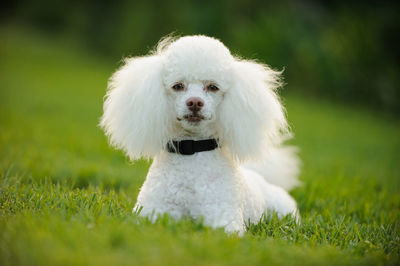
[{"x1": 100, "y1": 35, "x2": 300, "y2": 235}]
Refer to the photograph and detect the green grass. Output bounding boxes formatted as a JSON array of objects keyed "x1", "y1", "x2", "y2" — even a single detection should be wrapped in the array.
[{"x1": 0, "y1": 26, "x2": 399, "y2": 265}]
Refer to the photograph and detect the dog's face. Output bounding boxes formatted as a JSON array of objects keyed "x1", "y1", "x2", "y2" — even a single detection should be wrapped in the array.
[
  {"x1": 165, "y1": 79, "x2": 223, "y2": 135},
  {"x1": 162, "y1": 36, "x2": 233, "y2": 137}
]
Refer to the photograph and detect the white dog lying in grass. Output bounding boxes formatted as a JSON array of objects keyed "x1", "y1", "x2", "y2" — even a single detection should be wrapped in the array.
[{"x1": 100, "y1": 35, "x2": 300, "y2": 235}]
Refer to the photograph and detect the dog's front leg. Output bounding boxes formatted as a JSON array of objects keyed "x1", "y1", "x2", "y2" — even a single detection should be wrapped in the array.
[
  {"x1": 193, "y1": 204, "x2": 246, "y2": 236},
  {"x1": 133, "y1": 183, "x2": 185, "y2": 222},
  {"x1": 133, "y1": 201, "x2": 185, "y2": 222}
]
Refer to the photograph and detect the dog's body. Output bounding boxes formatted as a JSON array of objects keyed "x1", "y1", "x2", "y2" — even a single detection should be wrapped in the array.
[
  {"x1": 101, "y1": 35, "x2": 300, "y2": 234},
  {"x1": 135, "y1": 148, "x2": 298, "y2": 234}
]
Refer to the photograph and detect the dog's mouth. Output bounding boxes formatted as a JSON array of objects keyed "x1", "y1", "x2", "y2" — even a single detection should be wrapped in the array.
[{"x1": 177, "y1": 114, "x2": 205, "y2": 123}]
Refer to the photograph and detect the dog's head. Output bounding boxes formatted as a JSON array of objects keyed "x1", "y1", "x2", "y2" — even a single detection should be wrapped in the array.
[{"x1": 100, "y1": 35, "x2": 289, "y2": 161}]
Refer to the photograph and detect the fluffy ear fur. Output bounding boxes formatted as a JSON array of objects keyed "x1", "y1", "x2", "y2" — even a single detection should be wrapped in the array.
[
  {"x1": 100, "y1": 55, "x2": 172, "y2": 160},
  {"x1": 217, "y1": 59, "x2": 289, "y2": 162}
]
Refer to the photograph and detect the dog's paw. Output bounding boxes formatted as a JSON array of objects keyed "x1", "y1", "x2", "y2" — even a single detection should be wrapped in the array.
[{"x1": 223, "y1": 221, "x2": 246, "y2": 237}]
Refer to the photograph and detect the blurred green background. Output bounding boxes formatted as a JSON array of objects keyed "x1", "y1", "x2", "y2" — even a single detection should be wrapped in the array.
[
  {"x1": 1, "y1": 1, "x2": 400, "y2": 265},
  {"x1": 2, "y1": 0, "x2": 400, "y2": 113}
]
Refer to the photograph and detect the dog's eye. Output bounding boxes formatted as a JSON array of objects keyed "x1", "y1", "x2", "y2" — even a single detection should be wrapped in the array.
[
  {"x1": 206, "y1": 84, "x2": 219, "y2": 92},
  {"x1": 172, "y1": 83, "x2": 185, "y2": 91}
]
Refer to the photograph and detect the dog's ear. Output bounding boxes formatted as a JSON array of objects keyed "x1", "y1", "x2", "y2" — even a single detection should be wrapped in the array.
[
  {"x1": 100, "y1": 55, "x2": 171, "y2": 160},
  {"x1": 217, "y1": 59, "x2": 289, "y2": 162}
]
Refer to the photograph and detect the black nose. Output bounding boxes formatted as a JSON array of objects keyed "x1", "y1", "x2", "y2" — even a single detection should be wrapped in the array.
[{"x1": 186, "y1": 97, "x2": 204, "y2": 112}]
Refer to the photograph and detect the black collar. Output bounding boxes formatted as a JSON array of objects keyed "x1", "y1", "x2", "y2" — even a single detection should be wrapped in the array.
[{"x1": 166, "y1": 139, "x2": 218, "y2": 155}]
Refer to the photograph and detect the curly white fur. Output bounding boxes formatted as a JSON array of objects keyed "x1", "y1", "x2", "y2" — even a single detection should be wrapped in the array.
[{"x1": 100, "y1": 35, "x2": 300, "y2": 235}]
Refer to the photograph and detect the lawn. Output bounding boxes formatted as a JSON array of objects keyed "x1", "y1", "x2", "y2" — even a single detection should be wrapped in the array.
[{"x1": 0, "y1": 26, "x2": 399, "y2": 265}]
